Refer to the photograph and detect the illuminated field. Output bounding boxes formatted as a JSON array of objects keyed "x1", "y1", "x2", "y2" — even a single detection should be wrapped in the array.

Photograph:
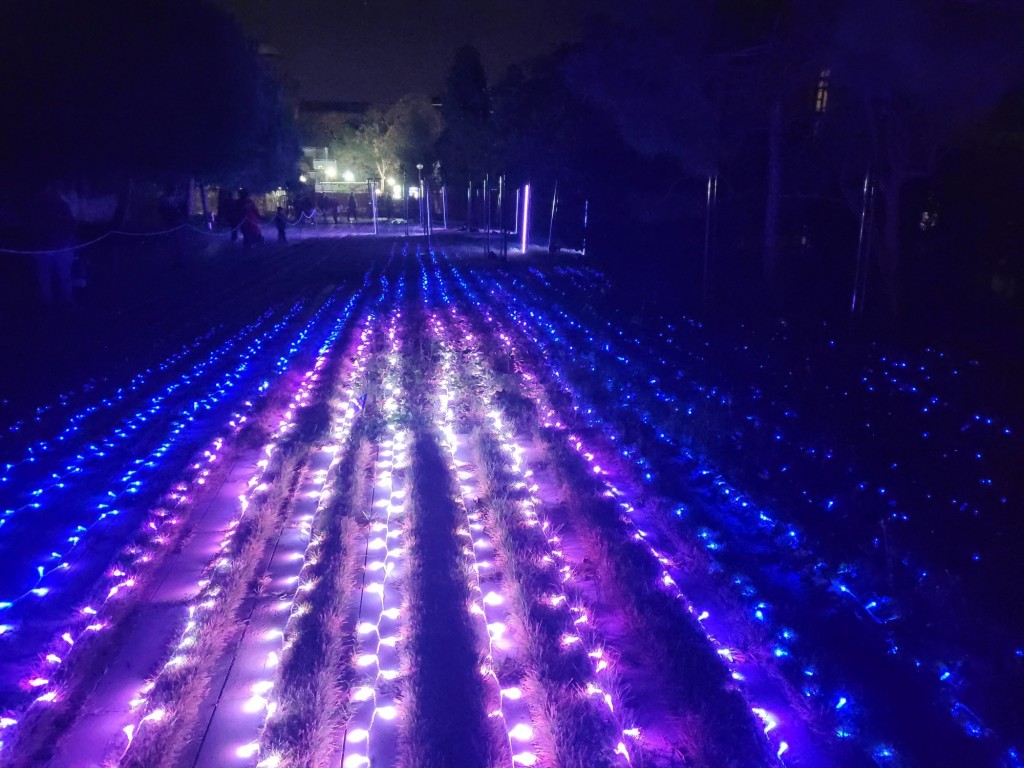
[{"x1": 0, "y1": 243, "x2": 1019, "y2": 768}]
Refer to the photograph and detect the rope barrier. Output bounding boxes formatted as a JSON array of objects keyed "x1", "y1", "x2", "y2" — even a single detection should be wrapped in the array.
[{"x1": 0, "y1": 204, "x2": 355, "y2": 255}]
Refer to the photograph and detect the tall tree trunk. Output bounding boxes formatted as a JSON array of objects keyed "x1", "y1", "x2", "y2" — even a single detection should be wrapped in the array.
[
  {"x1": 881, "y1": 175, "x2": 904, "y2": 318},
  {"x1": 763, "y1": 98, "x2": 783, "y2": 292}
]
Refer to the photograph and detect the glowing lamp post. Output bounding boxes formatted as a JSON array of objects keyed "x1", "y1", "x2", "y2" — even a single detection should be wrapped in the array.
[
  {"x1": 416, "y1": 164, "x2": 425, "y2": 236},
  {"x1": 520, "y1": 183, "x2": 531, "y2": 253}
]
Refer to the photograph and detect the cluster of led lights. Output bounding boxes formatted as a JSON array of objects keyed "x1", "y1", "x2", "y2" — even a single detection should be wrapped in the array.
[
  {"x1": 426, "y1": 310, "x2": 543, "y2": 767},
  {"x1": 110, "y1": 289, "x2": 365, "y2": 761},
  {"x1": 439, "y1": 258, "x2": 797, "y2": 764},
  {"x1": 0, "y1": 325, "x2": 219, "y2": 461},
  {"x1": 250, "y1": 315, "x2": 378, "y2": 768},
  {"x1": 341, "y1": 311, "x2": 410, "y2": 768},
  {"x1": 0, "y1": 285, "x2": 357, "y2": 755},
  {"x1": 480, "y1": 266, "x2": 939, "y2": 753},
  {"x1": 1, "y1": 306, "x2": 294, "y2": 525},
  {"x1": 0, "y1": 303, "x2": 311, "y2": 629},
  {"x1": 0, "y1": 293, "x2": 369, "y2": 753},
  {"x1": 423, "y1": 260, "x2": 641, "y2": 764},
  {"x1": 516, "y1": 264, "x2": 1018, "y2": 758}
]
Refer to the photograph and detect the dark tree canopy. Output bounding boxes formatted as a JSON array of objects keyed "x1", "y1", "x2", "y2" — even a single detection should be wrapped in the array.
[
  {"x1": 0, "y1": 0, "x2": 299, "y2": 190},
  {"x1": 436, "y1": 45, "x2": 495, "y2": 182},
  {"x1": 568, "y1": 0, "x2": 1024, "y2": 320}
]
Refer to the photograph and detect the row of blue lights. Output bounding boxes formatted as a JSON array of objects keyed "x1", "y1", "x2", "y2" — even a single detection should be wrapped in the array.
[
  {"x1": 1, "y1": 284, "x2": 370, "y2": 630},
  {"x1": 0, "y1": 281, "x2": 372, "y2": 756},
  {"x1": 515, "y1": 264, "x2": 1019, "y2": 759},
  {"x1": 1, "y1": 326, "x2": 220, "y2": 478},
  {"x1": 510, "y1": 264, "x2": 1018, "y2": 764},
  {"x1": 1, "y1": 307, "x2": 295, "y2": 528}
]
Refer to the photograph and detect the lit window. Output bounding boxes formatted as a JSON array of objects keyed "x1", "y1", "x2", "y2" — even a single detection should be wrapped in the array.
[{"x1": 815, "y1": 69, "x2": 831, "y2": 113}]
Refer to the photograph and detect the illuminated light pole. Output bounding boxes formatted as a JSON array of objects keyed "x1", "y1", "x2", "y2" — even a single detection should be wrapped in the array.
[
  {"x1": 484, "y1": 174, "x2": 491, "y2": 256},
  {"x1": 512, "y1": 187, "x2": 519, "y2": 237},
  {"x1": 520, "y1": 183, "x2": 531, "y2": 253},
  {"x1": 547, "y1": 180, "x2": 558, "y2": 254},
  {"x1": 498, "y1": 175, "x2": 506, "y2": 260},
  {"x1": 851, "y1": 169, "x2": 874, "y2": 319},
  {"x1": 416, "y1": 164, "x2": 425, "y2": 236},
  {"x1": 703, "y1": 173, "x2": 718, "y2": 304}
]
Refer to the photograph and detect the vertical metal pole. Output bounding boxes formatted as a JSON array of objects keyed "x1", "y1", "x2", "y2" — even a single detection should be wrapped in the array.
[
  {"x1": 852, "y1": 170, "x2": 875, "y2": 319},
  {"x1": 860, "y1": 179, "x2": 875, "y2": 320},
  {"x1": 467, "y1": 180, "x2": 473, "y2": 230},
  {"x1": 404, "y1": 172, "x2": 409, "y2": 237},
  {"x1": 703, "y1": 173, "x2": 717, "y2": 304},
  {"x1": 442, "y1": 185, "x2": 448, "y2": 230},
  {"x1": 547, "y1": 180, "x2": 558, "y2": 253},
  {"x1": 512, "y1": 187, "x2": 519, "y2": 236},
  {"x1": 371, "y1": 180, "x2": 379, "y2": 235},
  {"x1": 521, "y1": 183, "x2": 531, "y2": 253},
  {"x1": 425, "y1": 181, "x2": 432, "y2": 240},
  {"x1": 498, "y1": 175, "x2": 507, "y2": 259},
  {"x1": 582, "y1": 198, "x2": 589, "y2": 258},
  {"x1": 485, "y1": 174, "x2": 491, "y2": 255}
]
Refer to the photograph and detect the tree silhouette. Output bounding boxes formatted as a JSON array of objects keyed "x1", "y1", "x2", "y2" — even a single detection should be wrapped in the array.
[
  {"x1": 828, "y1": 0, "x2": 1024, "y2": 316},
  {"x1": 436, "y1": 45, "x2": 497, "y2": 183},
  {"x1": 0, "y1": 0, "x2": 299, "y2": 191}
]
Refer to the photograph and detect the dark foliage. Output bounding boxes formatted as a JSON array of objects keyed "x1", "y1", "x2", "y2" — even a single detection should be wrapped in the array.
[{"x1": 0, "y1": 0, "x2": 300, "y2": 190}]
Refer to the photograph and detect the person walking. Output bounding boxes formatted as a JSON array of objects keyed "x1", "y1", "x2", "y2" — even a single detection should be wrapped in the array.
[{"x1": 347, "y1": 193, "x2": 358, "y2": 224}]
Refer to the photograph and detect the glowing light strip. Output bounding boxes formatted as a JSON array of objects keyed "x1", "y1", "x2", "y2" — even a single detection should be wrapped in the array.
[
  {"x1": 481, "y1": 267, "x2": 905, "y2": 759},
  {"x1": 424, "y1": 262, "x2": 637, "y2": 765},
  {"x1": 230, "y1": 447, "x2": 340, "y2": 764},
  {"x1": 253, "y1": 318, "x2": 377, "y2": 768},
  {"x1": 443, "y1": 260, "x2": 795, "y2": 763},
  {"x1": 114, "y1": 292, "x2": 362, "y2": 764},
  {"x1": 427, "y1": 311, "x2": 540, "y2": 767},
  {"x1": 341, "y1": 311, "x2": 409, "y2": 768},
  {"x1": 520, "y1": 183, "x2": 530, "y2": 253}
]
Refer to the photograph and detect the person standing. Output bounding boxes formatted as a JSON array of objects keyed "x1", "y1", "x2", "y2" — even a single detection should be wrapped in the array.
[
  {"x1": 347, "y1": 193, "x2": 358, "y2": 224},
  {"x1": 239, "y1": 190, "x2": 263, "y2": 247},
  {"x1": 274, "y1": 206, "x2": 288, "y2": 243},
  {"x1": 30, "y1": 185, "x2": 76, "y2": 308}
]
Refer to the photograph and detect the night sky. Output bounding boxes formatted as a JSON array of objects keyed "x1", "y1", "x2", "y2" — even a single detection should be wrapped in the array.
[{"x1": 217, "y1": 0, "x2": 585, "y2": 102}]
